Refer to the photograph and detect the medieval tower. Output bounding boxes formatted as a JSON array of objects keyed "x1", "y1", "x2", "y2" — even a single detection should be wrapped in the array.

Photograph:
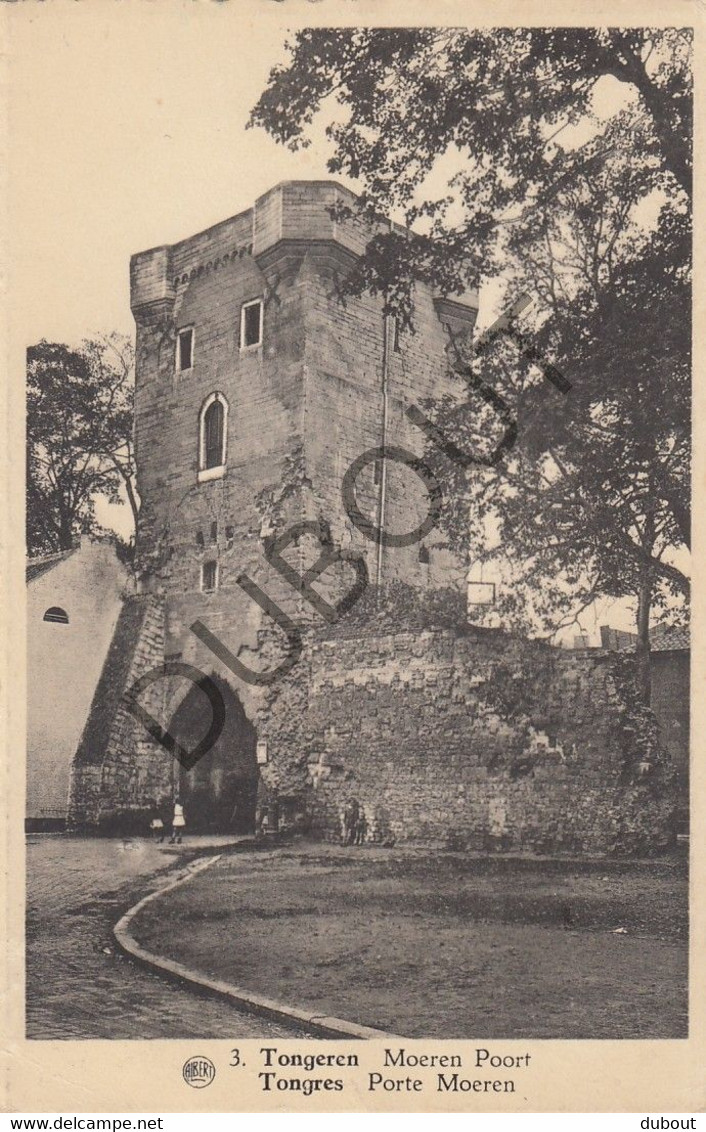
[
  {"x1": 67, "y1": 181, "x2": 676, "y2": 853},
  {"x1": 122, "y1": 181, "x2": 475, "y2": 833},
  {"x1": 130, "y1": 181, "x2": 474, "y2": 629}
]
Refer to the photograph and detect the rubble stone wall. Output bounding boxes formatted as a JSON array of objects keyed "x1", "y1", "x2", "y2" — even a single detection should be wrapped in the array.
[{"x1": 258, "y1": 601, "x2": 676, "y2": 855}]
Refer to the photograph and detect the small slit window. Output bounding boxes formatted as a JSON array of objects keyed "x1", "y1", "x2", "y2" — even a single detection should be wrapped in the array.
[
  {"x1": 240, "y1": 299, "x2": 263, "y2": 349},
  {"x1": 44, "y1": 606, "x2": 69, "y2": 624},
  {"x1": 177, "y1": 327, "x2": 194, "y2": 372},
  {"x1": 201, "y1": 561, "x2": 218, "y2": 593}
]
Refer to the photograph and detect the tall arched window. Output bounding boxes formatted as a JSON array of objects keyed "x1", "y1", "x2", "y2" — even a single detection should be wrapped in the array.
[
  {"x1": 204, "y1": 401, "x2": 223, "y2": 468},
  {"x1": 198, "y1": 392, "x2": 228, "y2": 482}
]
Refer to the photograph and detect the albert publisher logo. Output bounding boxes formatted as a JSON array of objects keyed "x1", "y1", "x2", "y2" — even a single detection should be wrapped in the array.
[{"x1": 183, "y1": 1055, "x2": 216, "y2": 1089}]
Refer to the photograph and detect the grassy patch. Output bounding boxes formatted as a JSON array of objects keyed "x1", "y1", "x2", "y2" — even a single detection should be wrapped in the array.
[{"x1": 132, "y1": 843, "x2": 688, "y2": 1039}]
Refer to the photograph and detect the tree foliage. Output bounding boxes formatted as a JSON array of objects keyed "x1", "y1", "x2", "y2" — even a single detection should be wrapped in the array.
[
  {"x1": 427, "y1": 115, "x2": 690, "y2": 625},
  {"x1": 27, "y1": 335, "x2": 138, "y2": 557},
  {"x1": 252, "y1": 28, "x2": 691, "y2": 305},
  {"x1": 252, "y1": 28, "x2": 691, "y2": 671}
]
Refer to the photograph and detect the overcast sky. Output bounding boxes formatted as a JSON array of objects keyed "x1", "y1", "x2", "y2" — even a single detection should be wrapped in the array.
[{"x1": 9, "y1": 3, "x2": 340, "y2": 347}]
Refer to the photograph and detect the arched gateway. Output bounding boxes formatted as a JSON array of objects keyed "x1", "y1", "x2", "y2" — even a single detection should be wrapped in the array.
[{"x1": 167, "y1": 675, "x2": 259, "y2": 834}]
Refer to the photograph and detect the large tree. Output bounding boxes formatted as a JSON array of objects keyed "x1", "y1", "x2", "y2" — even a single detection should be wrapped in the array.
[
  {"x1": 27, "y1": 334, "x2": 138, "y2": 557},
  {"x1": 421, "y1": 123, "x2": 689, "y2": 695},
  {"x1": 251, "y1": 28, "x2": 690, "y2": 292},
  {"x1": 252, "y1": 27, "x2": 691, "y2": 680}
]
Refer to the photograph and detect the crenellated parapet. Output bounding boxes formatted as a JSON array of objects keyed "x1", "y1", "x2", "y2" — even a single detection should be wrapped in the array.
[{"x1": 130, "y1": 182, "x2": 479, "y2": 324}]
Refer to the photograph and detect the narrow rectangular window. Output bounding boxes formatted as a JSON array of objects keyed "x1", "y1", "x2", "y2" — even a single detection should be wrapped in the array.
[
  {"x1": 177, "y1": 327, "x2": 194, "y2": 371},
  {"x1": 240, "y1": 300, "x2": 263, "y2": 349},
  {"x1": 201, "y1": 561, "x2": 218, "y2": 592},
  {"x1": 393, "y1": 317, "x2": 401, "y2": 353}
]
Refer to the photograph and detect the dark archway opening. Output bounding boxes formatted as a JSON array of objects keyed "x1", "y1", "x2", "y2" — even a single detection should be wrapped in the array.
[{"x1": 167, "y1": 676, "x2": 258, "y2": 834}]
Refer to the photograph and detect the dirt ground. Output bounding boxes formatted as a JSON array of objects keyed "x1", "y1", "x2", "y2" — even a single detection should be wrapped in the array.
[{"x1": 131, "y1": 841, "x2": 688, "y2": 1039}]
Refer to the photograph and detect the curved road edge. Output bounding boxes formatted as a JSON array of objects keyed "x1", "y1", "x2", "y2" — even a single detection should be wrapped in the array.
[{"x1": 113, "y1": 851, "x2": 403, "y2": 1042}]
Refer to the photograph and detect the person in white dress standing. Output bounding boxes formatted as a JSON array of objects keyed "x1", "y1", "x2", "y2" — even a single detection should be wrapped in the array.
[{"x1": 170, "y1": 798, "x2": 186, "y2": 844}]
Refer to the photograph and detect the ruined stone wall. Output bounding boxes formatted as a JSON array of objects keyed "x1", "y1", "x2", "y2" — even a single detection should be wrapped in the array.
[{"x1": 258, "y1": 592, "x2": 676, "y2": 855}]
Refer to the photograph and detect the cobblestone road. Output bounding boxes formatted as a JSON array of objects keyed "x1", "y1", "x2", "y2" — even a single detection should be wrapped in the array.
[{"x1": 26, "y1": 835, "x2": 306, "y2": 1040}]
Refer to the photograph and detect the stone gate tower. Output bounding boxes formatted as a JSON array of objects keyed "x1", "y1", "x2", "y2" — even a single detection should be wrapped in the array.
[
  {"x1": 130, "y1": 182, "x2": 475, "y2": 711},
  {"x1": 119, "y1": 181, "x2": 476, "y2": 832},
  {"x1": 68, "y1": 180, "x2": 675, "y2": 853}
]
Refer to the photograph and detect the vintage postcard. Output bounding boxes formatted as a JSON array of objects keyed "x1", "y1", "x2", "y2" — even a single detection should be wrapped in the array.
[{"x1": 3, "y1": 0, "x2": 704, "y2": 1115}]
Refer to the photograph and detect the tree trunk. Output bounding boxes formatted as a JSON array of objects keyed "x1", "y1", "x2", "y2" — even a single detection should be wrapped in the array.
[
  {"x1": 57, "y1": 511, "x2": 75, "y2": 551},
  {"x1": 113, "y1": 457, "x2": 140, "y2": 542},
  {"x1": 122, "y1": 472, "x2": 140, "y2": 541},
  {"x1": 635, "y1": 572, "x2": 652, "y2": 705},
  {"x1": 598, "y1": 39, "x2": 692, "y2": 198}
]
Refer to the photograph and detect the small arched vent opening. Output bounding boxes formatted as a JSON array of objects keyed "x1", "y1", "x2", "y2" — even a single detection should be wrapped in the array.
[{"x1": 43, "y1": 607, "x2": 69, "y2": 624}]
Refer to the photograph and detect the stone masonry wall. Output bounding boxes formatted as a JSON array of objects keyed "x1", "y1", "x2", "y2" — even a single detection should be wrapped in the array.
[
  {"x1": 258, "y1": 592, "x2": 676, "y2": 855},
  {"x1": 69, "y1": 594, "x2": 174, "y2": 830}
]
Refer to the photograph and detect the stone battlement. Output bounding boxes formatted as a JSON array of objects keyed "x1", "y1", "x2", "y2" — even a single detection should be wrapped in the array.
[{"x1": 131, "y1": 180, "x2": 478, "y2": 314}]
